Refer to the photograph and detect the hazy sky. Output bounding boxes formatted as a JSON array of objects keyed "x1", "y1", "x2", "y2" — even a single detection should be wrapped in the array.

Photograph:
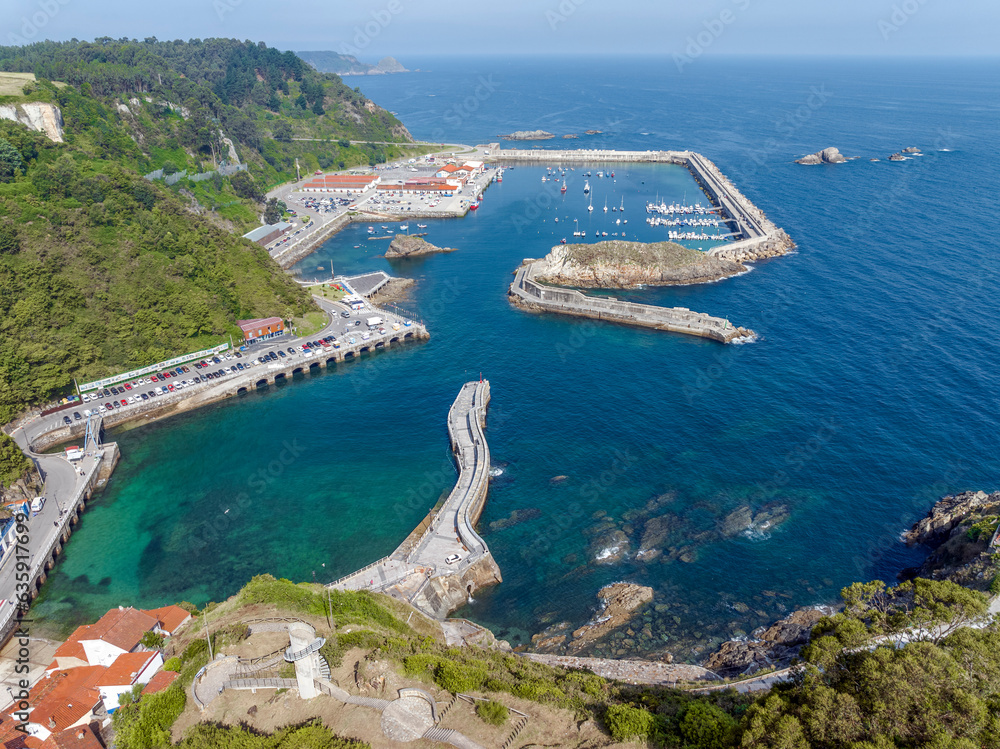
[{"x1": 5, "y1": 0, "x2": 997, "y2": 58}]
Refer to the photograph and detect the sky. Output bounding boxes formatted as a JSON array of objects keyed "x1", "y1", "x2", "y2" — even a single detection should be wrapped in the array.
[{"x1": 4, "y1": 0, "x2": 998, "y2": 59}]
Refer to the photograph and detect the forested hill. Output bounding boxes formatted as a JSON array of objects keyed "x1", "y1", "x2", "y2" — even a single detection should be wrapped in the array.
[
  {"x1": 0, "y1": 38, "x2": 414, "y2": 187},
  {"x1": 0, "y1": 37, "x2": 428, "y2": 423}
]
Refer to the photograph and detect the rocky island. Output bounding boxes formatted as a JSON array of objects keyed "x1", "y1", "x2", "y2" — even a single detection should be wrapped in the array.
[
  {"x1": 502, "y1": 129, "x2": 556, "y2": 140},
  {"x1": 384, "y1": 234, "x2": 457, "y2": 259},
  {"x1": 532, "y1": 240, "x2": 748, "y2": 288},
  {"x1": 795, "y1": 146, "x2": 848, "y2": 165}
]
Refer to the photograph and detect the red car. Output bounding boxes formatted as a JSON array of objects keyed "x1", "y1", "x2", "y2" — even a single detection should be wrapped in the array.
[
  {"x1": 119, "y1": 399, "x2": 127, "y2": 406},
  {"x1": 124, "y1": 383, "x2": 132, "y2": 390},
  {"x1": 167, "y1": 384, "x2": 174, "y2": 392}
]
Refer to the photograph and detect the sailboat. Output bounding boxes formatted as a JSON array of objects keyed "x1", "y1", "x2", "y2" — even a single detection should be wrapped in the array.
[
  {"x1": 603, "y1": 197, "x2": 608, "y2": 213},
  {"x1": 587, "y1": 194, "x2": 594, "y2": 212},
  {"x1": 583, "y1": 180, "x2": 590, "y2": 195},
  {"x1": 619, "y1": 197, "x2": 624, "y2": 212}
]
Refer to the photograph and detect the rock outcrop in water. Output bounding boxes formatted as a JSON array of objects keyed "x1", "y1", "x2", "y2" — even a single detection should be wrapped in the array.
[
  {"x1": 899, "y1": 490, "x2": 1000, "y2": 589},
  {"x1": 502, "y1": 130, "x2": 555, "y2": 140},
  {"x1": 532, "y1": 241, "x2": 747, "y2": 288},
  {"x1": 384, "y1": 234, "x2": 457, "y2": 259},
  {"x1": 795, "y1": 146, "x2": 847, "y2": 165},
  {"x1": 703, "y1": 608, "x2": 829, "y2": 676}
]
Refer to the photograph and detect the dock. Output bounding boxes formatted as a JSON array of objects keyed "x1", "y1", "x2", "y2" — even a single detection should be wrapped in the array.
[
  {"x1": 508, "y1": 263, "x2": 753, "y2": 344},
  {"x1": 329, "y1": 381, "x2": 501, "y2": 620},
  {"x1": 490, "y1": 147, "x2": 795, "y2": 263}
]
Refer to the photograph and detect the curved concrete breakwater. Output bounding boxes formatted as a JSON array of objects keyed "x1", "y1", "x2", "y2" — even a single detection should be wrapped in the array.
[
  {"x1": 330, "y1": 380, "x2": 502, "y2": 619},
  {"x1": 509, "y1": 263, "x2": 754, "y2": 343},
  {"x1": 494, "y1": 147, "x2": 795, "y2": 263}
]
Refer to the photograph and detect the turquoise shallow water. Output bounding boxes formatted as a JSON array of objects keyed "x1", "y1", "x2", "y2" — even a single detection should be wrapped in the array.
[{"x1": 33, "y1": 57, "x2": 1000, "y2": 659}]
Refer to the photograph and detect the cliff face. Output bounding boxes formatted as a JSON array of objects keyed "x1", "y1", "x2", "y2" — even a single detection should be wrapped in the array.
[
  {"x1": 533, "y1": 242, "x2": 746, "y2": 288},
  {"x1": 899, "y1": 490, "x2": 1000, "y2": 589},
  {"x1": 0, "y1": 103, "x2": 64, "y2": 142}
]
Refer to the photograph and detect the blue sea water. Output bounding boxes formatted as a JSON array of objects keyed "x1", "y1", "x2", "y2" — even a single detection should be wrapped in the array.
[{"x1": 33, "y1": 56, "x2": 1000, "y2": 658}]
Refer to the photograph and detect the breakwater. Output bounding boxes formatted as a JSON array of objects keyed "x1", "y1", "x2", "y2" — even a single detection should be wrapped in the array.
[
  {"x1": 508, "y1": 262, "x2": 754, "y2": 343},
  {"x1": 492, "y1": 147, "x2": 794, "y2": 263},
  {"x1": 330, "y1": 380, "x2": 501, "y2": 619}
]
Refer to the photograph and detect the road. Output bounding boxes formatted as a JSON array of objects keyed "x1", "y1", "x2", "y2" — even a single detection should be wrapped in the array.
[
  {"x1": 0, "y1": 427, "x2": 101, "y2": 626},
  {"x1": 20, "y1": 295, "x2": 398, "y2": 450}
]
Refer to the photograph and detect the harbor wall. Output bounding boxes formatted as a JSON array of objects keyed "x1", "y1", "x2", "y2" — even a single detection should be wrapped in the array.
[{"x1": 509, "y1": 265, "x2": 753, "y2": 344}]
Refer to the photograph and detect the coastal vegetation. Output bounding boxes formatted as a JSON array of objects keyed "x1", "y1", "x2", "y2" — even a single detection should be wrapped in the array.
[
  {"x1": 0, "y1": 432, "x2": 31, "y2": 483},
  {"x1": 0, "y1": 37, "x2": 427, "y2": 421},
  {"x1": 152, "y1": 573, "x2": 1000, "y2": 749}
]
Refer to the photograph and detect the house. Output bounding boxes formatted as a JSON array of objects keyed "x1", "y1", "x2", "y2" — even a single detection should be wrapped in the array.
[
  {"x1": 17, "y1": 666, "x2": 105, "y2": 743},
  {"x1": 241, "y1": 221, "x2": 292, "y2": 247},
  {"x1": 140, "y1": 605, "x2": 191, "y2": 636},
  {"x1": 236, "y1": 317, "x2": 285, "y2": 345},
  {"x1": 39, "y1": 724, "x2": 105, "y2": 749},
  {"x1": 95, "y1": 652, "x2": 162, "y2": 712},
  {"x1": 71, "y1": 608, "x2": 158, "y2": 668}
]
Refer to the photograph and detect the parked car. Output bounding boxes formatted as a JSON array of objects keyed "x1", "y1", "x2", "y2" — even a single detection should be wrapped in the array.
[
  {"x1": 73, "y1": 411, "x2": 82, "y2": 420},
  {"x1": 140, "y1": 393, "x2": 148, "y2": 401},
  {"x1": 62, "y1": 415, "x2": 72, "y2": 425},
  {"x1": 112, "y1": 401, "x2": 121, "y2": 409},
  {"x1": 340, "y1": 311, "x2": 351, "y2": 318},
  {"x1": 445, "y1": 554, "x2": 461, "y2": 565}
]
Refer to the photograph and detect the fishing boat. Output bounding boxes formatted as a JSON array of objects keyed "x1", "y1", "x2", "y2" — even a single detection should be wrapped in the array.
[
  {"x1": 560, "y1": 180, "x2": 567, "y2": 194},
  {"x1": 560, "y1": 237, "x2": 567, "y2": 244},
  {"x1": 417, "y1": 224, "x2": 427, "y2": 228},
  {"x1": 541, "y1": 175, "x2": 546, "y2": 182},
  {"x1": 583, "y1": 180, "x2": 590, "y2": 194},
  {"x1": 469, "y1": 201, "x2": 480, "y2": 211},
  {"x1": 603, "y1": 197, "x2": 608, "y2": 213}
]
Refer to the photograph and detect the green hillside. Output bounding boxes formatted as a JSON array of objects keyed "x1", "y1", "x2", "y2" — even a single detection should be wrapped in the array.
[{"x1": 0, "y1": 38, "x2": 432, "y2": 422}]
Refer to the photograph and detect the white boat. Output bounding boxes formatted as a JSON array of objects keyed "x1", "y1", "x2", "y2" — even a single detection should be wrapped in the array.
[
  {"x1": 417, "y1": 224, "x2": 427, "y2": 228},
  {"x1": 619, "y1": 197, "x2": 624, "y2": 212},
  {"x1": 603, "y1": 197, "x2": 608, "y2": 213},
  {"x1": 587, "y1": 195, "x2": 593, "y2": 212},
  {"x1": 583, "y1": 180, "x2": 590, "y2": 194},
  {"x1": 400, "y1": 224, "x2": 409, "y2": 230}
]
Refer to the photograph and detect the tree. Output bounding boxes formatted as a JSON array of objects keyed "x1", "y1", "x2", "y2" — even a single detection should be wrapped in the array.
[
  {"x1": 311, "y1": 99, "x2": 325, "y2": 116},
  {"x1": 263, "y1": 197, "x2": 281, "y2": 224},
  {"x1": 0, "y1": 222, "x2": 19, "y2": 255},
  {"x1": 0, "y1": 432, "x2": 31, "y2": 484},
  {"x1": 681, "y1": 701, "x2": 738, "y2": 749},
  {"x1": 273, "y1": 121, "x2": 293, "y2": 143},
  {"x1": 230, "y1": 170, "x2": 262, "y2": 201},
  {"x1": 0, "y1": 138, "x2": 24, "y2": 182}
]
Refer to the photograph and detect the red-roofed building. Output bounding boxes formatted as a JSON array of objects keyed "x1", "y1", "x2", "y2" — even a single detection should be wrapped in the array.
[
  {"x1": 236, "y1": 317, "x2": 285, "y2": 345},
  {"x1": 18, "y1": 667, "x2": 104, "y2": 743},
  {"x1": 300, "y1": 174, "x2": 379, "y2": 193},
  {"x1": 95, "y1": 652, "x2": 162, "y2": 712},
  {"x1": 39, "y1": 724, "x2": 104, "y2": 749},
  {"x1": 140, "y1": 606, "x2": 191, "y2": 636},
  {"x1": 140, "y1": 671, "x2": 178, "y2": 696},
  {"x1": 74, "y1": 609, "x2": 157, "y2": 668}
]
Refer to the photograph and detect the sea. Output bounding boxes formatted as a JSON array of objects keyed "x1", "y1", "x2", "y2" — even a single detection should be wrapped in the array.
[{"x1": 32, "y1": 56, "x2": 1000, "y2": 659}]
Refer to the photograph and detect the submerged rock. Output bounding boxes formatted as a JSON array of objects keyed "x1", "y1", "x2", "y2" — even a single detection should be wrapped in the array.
[
  {"x1": 488, "y1": 507, "x2": 542, "y2": 532},
  {"x1": 568, "y1": 583, "x2": 655, "y2": 652}
]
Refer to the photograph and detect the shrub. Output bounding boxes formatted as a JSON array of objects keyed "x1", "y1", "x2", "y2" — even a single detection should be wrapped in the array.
[
  {"x1": 141, "y1": 631, "x2": 165, "y2": 650},
  {"x1": 434, "y1": 660, "x2": 486, "y2": 694},
  {"x1": 162, "y1": 657, "x2": 182, "y2": 672},
  {"x1": 112, "y1": 683, "x2": 185, "y2": 749},
  {"x1": 605, "y1": 704, "x2": 655, "y2": 741},
  {"x1": 680, "y1": 701, "x2": 737, "y2": 749},
  {"x1": 476, "y1": 699, "x2": 508, "y2": 727}
]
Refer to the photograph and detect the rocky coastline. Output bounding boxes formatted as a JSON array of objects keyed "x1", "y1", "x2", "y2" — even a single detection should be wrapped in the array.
[
  {"x1": 532, "y1": 241, "x2": 748, "y2": 288},
  {"x1": 384, "y1": 234, "x2": 457, "y2": 259}
]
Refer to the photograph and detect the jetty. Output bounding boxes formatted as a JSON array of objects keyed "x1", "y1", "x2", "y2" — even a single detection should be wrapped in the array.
[
  {"x1": 509, "y1": 263, "x2": 753, "y2": 343},
  {"x1": 490, "y1": 146, "x2": 794, "y2": 263},
  {"x1": 329, "y1": 380, "x2": 501, "y2": 619}
]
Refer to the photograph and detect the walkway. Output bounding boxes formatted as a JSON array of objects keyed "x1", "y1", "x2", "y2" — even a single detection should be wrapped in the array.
[
  {"x1": 522, "y1": 654, "x2": 716, "y2": 686},
  {"x1": 329, "y1": 381, "x2": 495, "y2": 615}
]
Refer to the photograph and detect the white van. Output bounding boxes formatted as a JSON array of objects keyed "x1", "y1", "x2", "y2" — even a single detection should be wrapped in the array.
[
  {"x1": 366, "y1": 317, "x2": 383, "y2": 329},
  {"x1": 30, "y1": 497, "x2": 45, "y2": 515}
]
